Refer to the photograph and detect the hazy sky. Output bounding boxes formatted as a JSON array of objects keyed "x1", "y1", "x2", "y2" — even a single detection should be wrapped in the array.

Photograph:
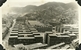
[
  {"x1": 1, "y1": 0, "x2": 77, "y2": 14},
  {"x1": 2, "y1": 0, "x2": 76, "y2": 7}
]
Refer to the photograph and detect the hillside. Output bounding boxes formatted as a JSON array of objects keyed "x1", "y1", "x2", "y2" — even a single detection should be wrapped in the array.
[
  {"x1": 9, "y1": 2, "x2": 78, "y2": 24},
  {"x1": 24, "y1": 2, "x2": 78, "y2": 24},
  {"x1": 9, "y1": 5, "x2": 37, "y2": 14}
]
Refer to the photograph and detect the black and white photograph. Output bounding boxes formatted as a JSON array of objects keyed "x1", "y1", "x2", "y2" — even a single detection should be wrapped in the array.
[{"x1": 1, "y1": 0, "x2": 79, "y2": 50}]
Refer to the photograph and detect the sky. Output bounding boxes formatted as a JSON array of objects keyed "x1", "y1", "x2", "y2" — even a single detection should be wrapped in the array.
[
  {"x1": 2, "y1": 0, "x2": 76, "y2": 7},
  {"x1": 1, "y1": 0, "x2": 78, "y2": 14}
]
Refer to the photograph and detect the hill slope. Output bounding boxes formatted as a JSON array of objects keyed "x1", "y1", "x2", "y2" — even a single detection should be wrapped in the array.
[{"x1": 9, "y1": 2, "x2": 78, "y2": 24}]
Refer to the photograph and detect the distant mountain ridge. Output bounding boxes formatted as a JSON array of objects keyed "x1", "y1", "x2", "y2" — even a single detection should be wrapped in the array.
[
  {"x1": 9, "y1": 2, "x2": 78, "y2": 14},
  {"x1": 9, "y1": 5, "x2": 37, "y2": 14},
  {"x1": 9, "y1": 2, "x2": 78, "y2": 24}
]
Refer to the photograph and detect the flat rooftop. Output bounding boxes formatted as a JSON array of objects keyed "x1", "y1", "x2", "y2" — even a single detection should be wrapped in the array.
[
  {"x1": 48, "y1": 34, "x2": 57, "y2": 36},
  {"x1": 10, "y1": 32, "x2": 18, "y2": 34},
  {"x1": 33, "y1": 33, "x2": 40, "y2": 34},
  {"x1": 45, "y1": 31, "x2": 53, "y2": 33},
  {"x1": 9, "y1": 36, "x2": 18, "y2": 38},
  {"x1": 18, "y1": 37, "x2": 35, "y2": 39},
  {"x1": 18, "y1": 31, "x2": 31, "y2": 33},
  {"x1": 68, "y1": 34, "x2": 76, "y2": 36},
  {"x1": 31, "y1": 31, "x2": 38, "y2": 33},
  {"x1": 57, "y1": 35, "x2": 70, "y2": 37},
  {"x1": 28, "y1": 20, "x2": 45, "y2": 26},
  {"x1": 68, "y1": 28, "x2": 78, "y2": 32},
  {"x1": 34, "y1": 35, "x2": 43, "y2": 37},
  {"x1": 11, "y1": 31, "x2": 18, "y2": 33}
]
